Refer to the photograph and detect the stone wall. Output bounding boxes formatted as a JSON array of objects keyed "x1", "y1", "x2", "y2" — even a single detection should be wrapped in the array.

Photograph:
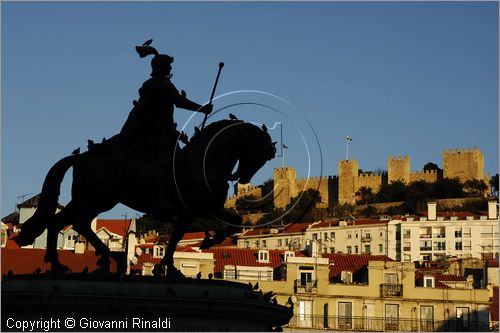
[
  {"x1": 388, "y1": 156, "x2": 410, "y2": 184},
  {"x1": 443, "y1": 148, "x2": 484, "y2": 182},
  {"x1": 296, "y1": 176, "x2": 330, "y2": 208},
  {"x1": 356, "y1": 172, "x2": 382, "y2": 193},
  {"x1": 338, "y1": 160, "x2": 358, "y2": 205},
  {"x1": 273, "y1": 167, "x2": 299, "y2": 209},
  {"x1": 410, "y1": 170, "x2": 438, "y2": 183}
]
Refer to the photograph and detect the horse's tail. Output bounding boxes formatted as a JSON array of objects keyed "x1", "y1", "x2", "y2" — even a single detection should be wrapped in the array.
[{"x1": 16, "y1": 155, "x2": 76, "y2": 246}]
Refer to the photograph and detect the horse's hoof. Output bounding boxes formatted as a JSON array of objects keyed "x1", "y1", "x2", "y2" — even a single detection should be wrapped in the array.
[
  {"x1": 51, "y1": 263, "x2": 71, "y2": 273},
  {"x1": 96, "y1": 258, "x2": 110, "y2": 273},
  {"x1": 152, "y1": 264, "x2": 165, "y2": 277},
  {"x1": 167, "y1": 266, "x2": 185, "y2": 279}
]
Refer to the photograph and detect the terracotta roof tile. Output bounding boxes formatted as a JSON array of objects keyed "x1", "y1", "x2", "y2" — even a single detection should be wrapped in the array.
[
  {"x1": 1, "y1": 248, "x2": 116, "y2": 275},
  {"x1": 203, "y1": 248, "x2": 304, "y2": 276},
  {"x1": 181, "y1": 232, "x2": 206, "y2": 241},
  {"x1": 279, "y1": 223, "x2": 310, "y2": 234},
  {"x1": 322, "y1": 253, "x2": 392, "y2": 280},
  {"x1": 96, "y1": 219, "x2": 132, "y2": 237}
]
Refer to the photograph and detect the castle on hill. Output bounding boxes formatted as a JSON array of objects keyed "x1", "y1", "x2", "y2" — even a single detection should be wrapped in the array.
[{"x1": 225, "y1": 147, "x2": 489, "y2": 208}]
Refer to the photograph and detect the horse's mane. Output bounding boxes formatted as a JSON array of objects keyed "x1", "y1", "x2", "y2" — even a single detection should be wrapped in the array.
[{"x1": 186, "y1": 119, "x2": 259, "y2": 148}]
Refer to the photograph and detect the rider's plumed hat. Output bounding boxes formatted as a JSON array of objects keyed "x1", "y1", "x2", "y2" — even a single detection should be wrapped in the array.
[{"x1": 135, "y1": 39, "x2": 174, "y2": 77}]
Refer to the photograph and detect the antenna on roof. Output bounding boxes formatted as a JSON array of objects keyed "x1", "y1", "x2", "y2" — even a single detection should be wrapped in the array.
[{"x1": 16, "y1": 192, "x2": 33, "y2": 211}]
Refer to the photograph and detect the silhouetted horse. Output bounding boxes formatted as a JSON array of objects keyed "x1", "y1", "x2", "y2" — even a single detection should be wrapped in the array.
[{"x1": 16, "y1": 119, "x2": 276, "y2": 276}]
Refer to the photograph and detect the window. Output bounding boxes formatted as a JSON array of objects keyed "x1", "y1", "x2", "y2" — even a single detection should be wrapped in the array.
[
  {"x1": 285, "y1": 239, "x2": 289, "y2": 246},
  {"x1": 463, "y1": 227, "x2": 471, "y2": 238},
  {"x1": 312, "y1": 233, "x2": 317, "y2": 240},
  {"x1": 341, "y1": 271, "x2": 353, "y2": 284},
  {"x1": 244, "y1": 241, "x2": 250, "y2": 249},
  {"x1": 324, "y1": 233, "x2": 328, "y2": 240},
  {"x1": 463, "y1": 240, "x2": 471, "y2": 251},
  {"x1": 355, "y1": 233, "x2": 358, "y2": 238},
  {"x1": 354, "y1": 245, "x2": 359, "y2": 254},
  {"x1": 403, "y1": 242, "x2": 411, "y2": 251},
  {"x1": 481, "y1": 226, "x2": 493, "y2": 238},
  {"x1": 433, "y1": 241, "x2": 445, "y2": 251},
  {"x1": 384, "y1": 273, "x2": 398, "y2": 284},
  {"x1": 424, "y1": 276, "x2": 435, "y2": 288},
  {"x1": 153, "y1": 245, "x2": 165, "y2": 258},
  {"x1": 420, "y1": 306, "x2": 434, "y2": 331},
  {"x1": 255, "y1": 240, "x2": 259, "y2": 248},
  {"x1": 455, "y1": 228, "x2": 462, "y2": 238},
  {"x1": 455, "y1": 241, "x2": 462, "y2": 250},
  {"x1": 338, "y1": 302, "x2": 352, "y2": 329},
  {"x1": 298, "y1": 301, "x2": 312, "y2": 328},
  {"x1": 364, "y1": 245, "x2": 371, "y2": 254},
  {"x1": 262, "y1": 240, "x2": 267, "y2": 248},
  {"x1": 277, "y1": 239, "x2": 282, "y2": 247},
  {"x1": 258, "y1": 250, "x2": 269, "y2": 262},
  {"x1": 284, "y1": 251, "x2": 294, "y2": 261},
  {"x1": 347, "y1": 246, "x2": 352, "y2": 254},
  {"x1": 330, "y1": 247, "x2": 335, "y2": 254},
  {"x1": 385, "y1": 304, "x2": 399, "y2": 330},
  {"x1": 379, "y1": 244, "x2": 383, "y2": 253},
  {"x1": 331, "y1": 232, "x2": 336, "y2": 239},
  {"x1": 403, "y1": 229, "x2": 411, "y2": 238}
]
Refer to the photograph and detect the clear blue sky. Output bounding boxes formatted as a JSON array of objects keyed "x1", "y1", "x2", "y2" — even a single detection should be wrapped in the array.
[{"x1": 2, "y1": 2, "x2": 498, "y2": 219}]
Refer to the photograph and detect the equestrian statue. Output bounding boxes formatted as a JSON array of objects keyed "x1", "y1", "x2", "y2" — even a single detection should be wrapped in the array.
[{"x1": 16, "y1": 40, "x2": 277, "y2": 277}]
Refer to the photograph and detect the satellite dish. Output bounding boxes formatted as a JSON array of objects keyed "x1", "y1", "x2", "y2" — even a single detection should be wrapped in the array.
[
  {"x1": 291, "y1": 296, "x2": 297, "y2": 303},
  {"x1": 130, "y1": 256, "x2": 138, "y2": 265},
  {"x1": 136, "y1": 247, "x2": 142, "y2": 256}
]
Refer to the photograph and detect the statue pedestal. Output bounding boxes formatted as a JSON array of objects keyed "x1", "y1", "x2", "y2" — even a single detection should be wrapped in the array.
[{"x1": 2, "y1": 274, "x2": 292, "y2": 331}]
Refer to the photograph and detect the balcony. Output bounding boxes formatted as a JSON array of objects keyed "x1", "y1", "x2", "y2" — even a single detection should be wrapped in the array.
[
  {"x1": 361, "y1": 236, "x2": 372, "y2": 242},
  {"x1": 294, "y1": 279, "x2": 317, "y2": 293},
  {"x1": 419, "y1": 234, "x2": 431, "y2": 239},
  {"x1": 420, "y1": 247, "x2": 432, "y2": 251},
  {"x1": 285, "y1": 315, "x2": 486, "y2": 331},
  {"x1": 380, "y1": 284, "x2": 402, "y2": 297}
]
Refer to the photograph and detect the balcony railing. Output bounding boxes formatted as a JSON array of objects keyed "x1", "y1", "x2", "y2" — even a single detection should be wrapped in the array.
[
  {"x1": 420, "y1": 234, "x2": 431, "y2": 238},
  {"x1": 294, "y1": 279, "x2": 317, "y2": 293},
  {"x1": 361, "y1": 236, "x2": 372, "y2": 242},
  {"x1": 285, "y1": 315, "x2": 486, "y2": 332},
  {"x1": 380, "y1": 283, "x2": 403, "y2": 297},
  {"x1": 420, "y1": 247, "x2": 432, "y2": 251}
]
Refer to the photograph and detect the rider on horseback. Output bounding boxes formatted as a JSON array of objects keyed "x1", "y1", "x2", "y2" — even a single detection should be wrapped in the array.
[{"x1": 119, "y1": 40, "x2": 212, "y2": 163}]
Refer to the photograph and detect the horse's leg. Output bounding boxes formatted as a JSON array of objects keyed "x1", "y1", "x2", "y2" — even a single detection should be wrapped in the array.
[
  {"x1": 73, "y1": 223, "x2": 116, "y2": 273},
  {"x1": 154, "y1": 214, "x2": 193, "y2": 278},
  {"x1": 199, "y1": 209, "x2": 242, "y2": 249},
  {"x1": 44, "y1": 201, "x2": 77, "y2": 272}
]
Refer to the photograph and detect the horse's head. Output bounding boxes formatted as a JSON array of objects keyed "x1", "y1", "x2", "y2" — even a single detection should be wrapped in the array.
[{"x1": 233, "y1": 123, "x2": 276, "y2": 184}]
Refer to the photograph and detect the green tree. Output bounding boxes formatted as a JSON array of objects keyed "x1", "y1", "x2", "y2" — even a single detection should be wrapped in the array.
[
  {"x1": 375, "y1": 181, "x2": 408, "y2": 202},
  {"x1": 463, "y1": 179, "x2": 488, "y2": 198},
  {"x1": 356, "y1": 186, "x2": 374, "y2": 205},
  {"x1": 407, "y1": 180, "x2": 433, "y2": 212},
  {"x1": 432, "y1": 177, "x2": 464, "y2": 198}
]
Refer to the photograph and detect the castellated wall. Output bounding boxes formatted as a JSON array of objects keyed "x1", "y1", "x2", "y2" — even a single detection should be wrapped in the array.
[
  {"x1": 296, "y1": 176, "x2": 330, "y2": 208},
  {"x1": 410, "y1": 170, "x2": 438, "y2": 183},
  {"x1": 338, "y1": 160, "x2": 358, "y2": 205},
  {"x1": 388, "y1": 156, "x2": 410, "y2": 184},
  {"x1": 356, "y1": 172, "x2": 382, "y2": 193},
  {"x1": 273, "y1": 167, "x2": 299, "y2": 209},
  {"x1": 224, "y1": 184, "x2": 262, "y2": 209},
  {"x1": 443, "y1": 148, "x2": 484, "y2": 182}
]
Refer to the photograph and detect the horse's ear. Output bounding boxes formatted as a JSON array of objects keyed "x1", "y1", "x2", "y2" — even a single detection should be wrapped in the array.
[
  {"x1": 262, "y1": 124, "x2": 268, "y2": 133},
  {"x1": 272, "y1": 141, "x2": 277, "y2": 146}
]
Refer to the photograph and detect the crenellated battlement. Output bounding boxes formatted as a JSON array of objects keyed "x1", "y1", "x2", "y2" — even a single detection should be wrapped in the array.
[
  {"x1": 411, "y1": 170, "x2": 438, "y2": 176},
  {"x1": 443, "y1": 147, "x2": 480, "y2": 156},
  {"x1": 358, "y1": 172, "x2": 382, "y2": 179},
  {"x1": 388, "y1": 156, "x2": 409, "y2": 161}
]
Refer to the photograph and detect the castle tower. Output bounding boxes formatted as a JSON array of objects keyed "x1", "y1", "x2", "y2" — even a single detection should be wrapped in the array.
[
  {"x1": 338, "y1": 159, "x2": 358, "y2": 205},
  {"x1": 388, "y1": 156, "x2": 410, "y2": 184},
  {"x1": 443, "y1": 148, "x2": 484, "y2": 182},
  {"x1": 273, "y1": 167, "x2": 298, "y2": 209}
]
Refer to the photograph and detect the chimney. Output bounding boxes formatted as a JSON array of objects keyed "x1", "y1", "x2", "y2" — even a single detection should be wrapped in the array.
[
  {"x1": 488, "y1": 201, "x2": 498, "y2": 220},
  {"x1": 428, "y1": 202, "x2": 437, "y2": 221}
]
